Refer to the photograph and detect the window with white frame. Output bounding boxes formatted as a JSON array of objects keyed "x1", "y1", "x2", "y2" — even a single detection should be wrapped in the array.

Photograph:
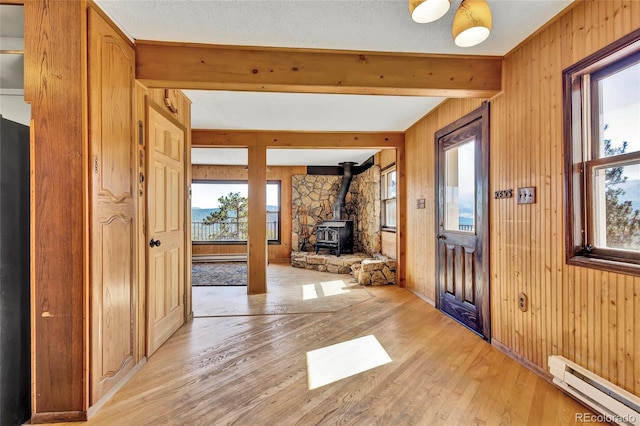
[
  {"x1": 564, "y1": 29, "x2": 640, "y2": 272},
  {"x1": 381, "y1": 165, "x2": 396, "y2": 229}
]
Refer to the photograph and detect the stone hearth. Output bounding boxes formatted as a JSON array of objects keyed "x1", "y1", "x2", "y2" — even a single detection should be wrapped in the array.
[
  {"x1": 291, "y1": 251, "x2": 370, "y2": 274},
  {"x1": 291, "y1": 251, "x2": 395, "y2": 286},
  {"x1": 351, "y1": 256, "x2": 396, "y2": 286}
]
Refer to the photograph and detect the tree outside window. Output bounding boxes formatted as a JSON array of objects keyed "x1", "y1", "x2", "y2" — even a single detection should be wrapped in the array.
[
  {"x1": 191, "y1": 181, "x2": 280, "y2": 243},
  {"x1": 596, "y1": 132, "x2": 640, "y2": 250},
  {"x1": 203, "y1": 192, "x2": 248, "y2": 240}
]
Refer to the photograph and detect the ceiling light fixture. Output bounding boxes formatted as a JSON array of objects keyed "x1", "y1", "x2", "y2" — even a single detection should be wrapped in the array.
[
  {"x1": 410, "y1": 0, "x2": 492, "y2": 48},
  {"x1": 452, "y1": 0, "x2": 492, "y2": 47},
  {"x1": 409, "y1": 0, "x2": 451, "y2": 23}
]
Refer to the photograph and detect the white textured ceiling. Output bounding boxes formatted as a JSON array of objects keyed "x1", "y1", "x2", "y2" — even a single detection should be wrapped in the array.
[
  {"x1": 185, "y1": 90, "x2": 446, "y2": 131},
  {"x1": 95, "y1": 0, "x2": 573, "y2": 56},
  {"x1": 192, "y1": 147, "x2": 381, "y2": 166}
]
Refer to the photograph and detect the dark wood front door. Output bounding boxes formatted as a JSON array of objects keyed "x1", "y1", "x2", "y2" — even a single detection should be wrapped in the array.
[{"x1": 435, "y1": 104, "x2": 490, "y2": 340}]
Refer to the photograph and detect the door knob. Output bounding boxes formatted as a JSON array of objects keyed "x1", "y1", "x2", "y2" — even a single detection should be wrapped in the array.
[
  {"x1": 149, "y1": 238, "x2": 161, "y2": 247},
  {"x1": 438, "y1": 235, "x2": 446, "y2": 240}
]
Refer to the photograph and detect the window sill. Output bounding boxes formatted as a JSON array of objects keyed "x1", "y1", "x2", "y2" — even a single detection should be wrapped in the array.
[
  {"x1": 381, "y1": 227, "x2": 396, "y2": 233},
  {"x1": 567, "y1": 255, "x2": 640, "y2": 277}
]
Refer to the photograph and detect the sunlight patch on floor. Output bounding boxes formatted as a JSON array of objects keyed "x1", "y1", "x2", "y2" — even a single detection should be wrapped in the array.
[
  {"x1": 306, "y1": 335, "x2": 392, "y2": 390},
  {"x1": 302, "y1": 280, "x2": 351, "y2": 301}
]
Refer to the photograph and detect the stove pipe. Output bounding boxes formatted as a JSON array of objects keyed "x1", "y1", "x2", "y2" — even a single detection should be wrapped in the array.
[{"x1": 332, "y1": 162, "x2": 356, "y2": 220}]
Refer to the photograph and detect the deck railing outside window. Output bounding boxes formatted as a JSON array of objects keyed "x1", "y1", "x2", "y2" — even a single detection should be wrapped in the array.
[{"x1": 192, "y1": 221, "x2": 278, "y2": 242}]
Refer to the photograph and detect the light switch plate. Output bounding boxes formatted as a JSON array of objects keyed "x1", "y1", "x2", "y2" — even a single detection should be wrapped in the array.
[{"x1": 517, "y1": 187, "x2": 536, "y2": 204}]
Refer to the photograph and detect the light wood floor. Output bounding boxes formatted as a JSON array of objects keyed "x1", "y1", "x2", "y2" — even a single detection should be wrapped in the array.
[
  {"x1": 192, "y1": 264, "x2": 373, "y2": 316},
  {"x1": 52, "y1": 265, "x2": 600, "y2": 426}
]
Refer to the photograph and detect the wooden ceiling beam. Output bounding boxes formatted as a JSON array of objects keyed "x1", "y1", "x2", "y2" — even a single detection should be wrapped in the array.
[
  {"x1": 192, "y1": 130, "x2": 404, "y2": 149},
  {"x1": 136, "y1": 41, "x2": 502, "y2": 97}
]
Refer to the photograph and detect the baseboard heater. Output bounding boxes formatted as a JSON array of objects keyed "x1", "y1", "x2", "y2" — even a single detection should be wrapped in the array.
[
  {"x1": 192, "y1": 254, "x2": 247, "y2": 263},
  {"x1": 549, "y1": 355, "x2": 640, "y2": 425}
]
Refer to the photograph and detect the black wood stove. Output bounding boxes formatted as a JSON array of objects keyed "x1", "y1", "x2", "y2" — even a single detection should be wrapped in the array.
[
  {"x1": 315, "y1": 220, "x2": 354, "y2": 256},
  {"x1": 315, "y1": 162, "x2": 356, "y2": 256}
]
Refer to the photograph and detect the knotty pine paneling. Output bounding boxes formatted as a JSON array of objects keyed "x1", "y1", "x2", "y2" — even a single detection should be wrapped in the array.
[
  {"x1": 405, "y1": 0, "x2": 640, "y2": 395},
  {"x1": 191, "y1": 164, "x2": 305, "y2": 262}
]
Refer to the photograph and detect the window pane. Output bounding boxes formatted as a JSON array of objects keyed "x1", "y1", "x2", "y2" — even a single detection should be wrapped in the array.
[
  {"x1": 387, "y1": 170, "x2": 396, "y2": 198},
  {"x1": 597, "y1": 62, "x2": 640, "y2": 158},
  {"x1": 592, "y1": 162, "x2": 640, "y2": 251},
  {"x1": 381, "y1": 173, "x2": 387, "y2": 199},
  {"x1": 444, "y1": 139, "x2": 475, "y2": 233},
  {"x1": 267, "y1": 183, "x2": 280, "y2": 240},
  {"x1": 385, "y1": 199, "x2": 396, "y2": 228},
  {"x1": 191, "y1": 182, "x2": 280, "y2": 242}
]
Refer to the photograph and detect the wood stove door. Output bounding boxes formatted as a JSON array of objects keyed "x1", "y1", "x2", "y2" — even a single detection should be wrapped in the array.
[{"x1": 435, "y1": 104, "x2": 490, "y2": 340}]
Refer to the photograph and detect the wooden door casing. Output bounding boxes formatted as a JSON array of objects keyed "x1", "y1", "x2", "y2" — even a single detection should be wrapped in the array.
[
  {"x1": 88, "y1": 8, "x2": 137, "y2": 404},
  {"x1": 146, "y1": 106, "x2": 186, "y2": 356},
  {"x1": 435, "y1": 104, "x2": 490, "y2": 340}
]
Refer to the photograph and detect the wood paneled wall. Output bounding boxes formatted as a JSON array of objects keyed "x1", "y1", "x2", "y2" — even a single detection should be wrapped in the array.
[
  {"x1": 191, "y1": 164, "x2": 305, "y2": 262},
  {"x1": 24, "y1": 0, "x2": 88, "y2": 420},
  {"x1": 377, "y1": 149, "x2": 396, "y2": 170},
  {"x1": 405, "y1": 0, "x2": 640, "y2": 395}
]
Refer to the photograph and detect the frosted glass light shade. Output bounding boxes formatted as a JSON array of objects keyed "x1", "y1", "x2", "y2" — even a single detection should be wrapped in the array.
[
  {"x1": 452, "y1": 0, "x2": 492, "y2": 47},
  {"x1": 409, "y1": 0, "x2": 451, "y2": 24}
]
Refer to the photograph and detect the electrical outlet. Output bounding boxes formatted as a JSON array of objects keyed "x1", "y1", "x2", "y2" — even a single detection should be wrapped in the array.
[
  {"x1": 517, "y1": 187, "x2": 536, "y2": 204},
  {"x1": 518, "y1": 292, "x2": 528, "y2": 312}
]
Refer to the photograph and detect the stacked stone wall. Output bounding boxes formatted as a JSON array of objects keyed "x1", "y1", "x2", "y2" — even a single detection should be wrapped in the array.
[
  {"x1": 353, "y1": 166, "x2": 381, "y2": 255},
  {"x1": 291, "y1": 167, "x2": 381, "y2": 256},
  {"x1": 291, "y1": 175, "x2": 351, "y2": 252}
]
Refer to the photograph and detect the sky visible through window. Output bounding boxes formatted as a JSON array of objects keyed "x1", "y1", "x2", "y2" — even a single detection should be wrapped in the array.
[
  {"x1": 192, "y1": 183, "x2": 279, "y2": 209},
  {"x1": 600, "y1": 62, "x2": 640, "y2": 154}
]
